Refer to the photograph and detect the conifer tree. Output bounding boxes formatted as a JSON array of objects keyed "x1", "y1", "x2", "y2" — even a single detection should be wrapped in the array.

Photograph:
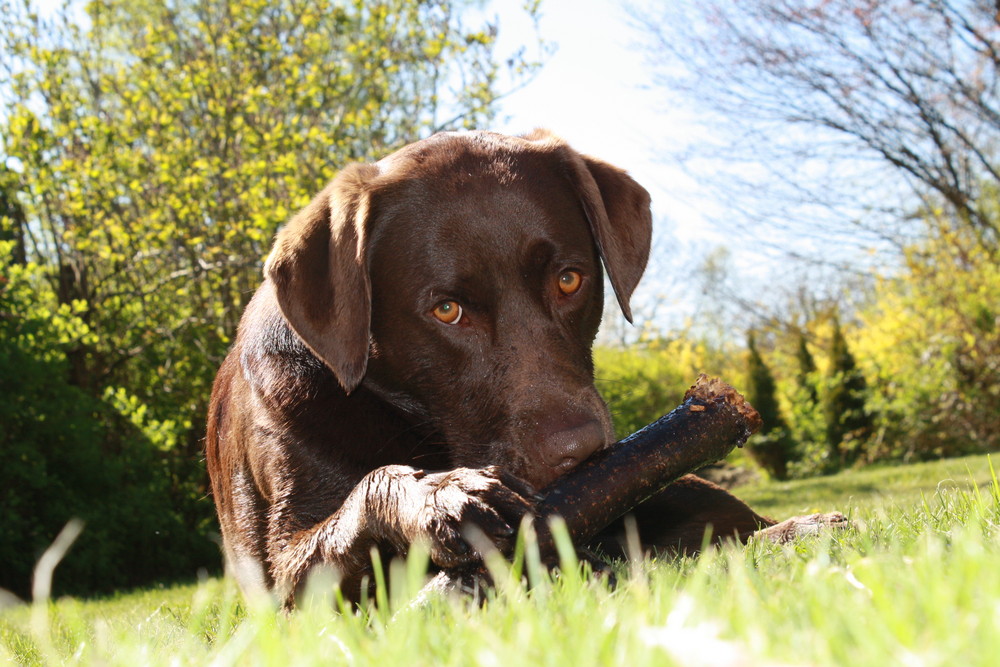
[
  {"x1": 795, "y1": 328, "x2": 818, "y2": 404},
  {"x1": 824, "y1": 317, "x2": 872, "y2": 464},
  {"x1": 745, "y1": 331, "x2": 795, "y2": 479}
]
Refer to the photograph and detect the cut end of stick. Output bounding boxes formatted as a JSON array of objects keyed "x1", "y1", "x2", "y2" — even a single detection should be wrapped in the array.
[{"x1": 683, "y1": 374, "x2": 763, "y2": 440}]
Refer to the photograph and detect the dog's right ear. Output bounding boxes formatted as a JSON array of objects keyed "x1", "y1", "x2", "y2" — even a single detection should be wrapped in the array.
[{"x1": 264, "y1": 164, "x2": 379, "y2": 394}]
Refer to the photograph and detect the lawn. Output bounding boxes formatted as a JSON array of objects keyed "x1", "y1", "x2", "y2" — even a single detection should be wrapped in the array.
[
  {"x1": 2, "y1": 453, "x2": 998, "y2": 666},
  {"x1": 739, "y1": 452, "x2": 1000, "y2": 518}
]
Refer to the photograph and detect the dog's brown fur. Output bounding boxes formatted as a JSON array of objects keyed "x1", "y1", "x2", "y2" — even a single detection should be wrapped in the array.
[{"x1": 206, "y1": 130, "x2": 844, "y2": 605}]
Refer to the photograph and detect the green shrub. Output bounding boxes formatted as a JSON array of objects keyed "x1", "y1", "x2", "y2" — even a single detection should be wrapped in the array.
[
  {"x1": 594, "y1": 345, "x2": 690, "y2": 438},
  {"x1": 855, "y1": 229, "x2": 1000, "y2": 460},
  {"x1": 594, "y1": 335, "x2": 745, "y2": 442},
  {"x1": 0, "y1": 250, "x2": 217, "y2": 598}
]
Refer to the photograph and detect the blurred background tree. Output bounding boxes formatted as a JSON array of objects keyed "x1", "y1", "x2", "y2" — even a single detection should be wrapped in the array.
[
  {"x1": 822, "y1": 316, "x2": 872, "y2": 466},
  {"x1": 744, "y1": 331, "x2": 796, "y2": 480},
  {"x1": 605, "y1": 0, "x2": 1000, "y2": 477},
  {"x1": 635, "y1": 0, "x2": 1000, "y2": 260}
]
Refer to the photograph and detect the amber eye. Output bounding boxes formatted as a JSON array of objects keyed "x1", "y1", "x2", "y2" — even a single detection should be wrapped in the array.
[
  {"x1": 557, "y1": 270, "x2": 583, "y2": 295},
  {"x1": 431, "y1": 300, "x2": 463, "y2": 324}
]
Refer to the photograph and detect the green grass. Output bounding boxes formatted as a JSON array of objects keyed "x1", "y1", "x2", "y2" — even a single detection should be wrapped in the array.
[
  {"x1": 3, "y1": 453, "x2": 999, "y2": 666},
  {"x1": 739, "y1": 452, "x2": 1000, "y2": 518}
]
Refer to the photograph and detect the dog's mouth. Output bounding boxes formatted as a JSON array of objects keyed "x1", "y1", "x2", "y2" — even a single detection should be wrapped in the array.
[
  {"x1": 523, "y1": 453, "x2": 603, "y2": 492},
  {"x1": 523, "y1": 464, "x2": 576, "y2": 493}
]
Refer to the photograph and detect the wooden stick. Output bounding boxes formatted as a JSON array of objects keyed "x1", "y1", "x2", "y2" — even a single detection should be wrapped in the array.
[{"x1": 533, "y1": 374, "x2": 762, "y2": 553}]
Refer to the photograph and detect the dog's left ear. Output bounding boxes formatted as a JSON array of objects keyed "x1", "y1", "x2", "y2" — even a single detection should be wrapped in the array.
[
  {"x1": 534, "y1": 134, "x2": 651, "y2": 323},
  {"x1": 576, "y1": 154, "x2": 651, "y2": 322}
]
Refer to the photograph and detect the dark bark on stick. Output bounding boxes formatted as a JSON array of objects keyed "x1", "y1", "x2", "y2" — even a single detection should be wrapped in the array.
[{"x1": 533, "y1": 374, "x2": 761, "y2": 557}]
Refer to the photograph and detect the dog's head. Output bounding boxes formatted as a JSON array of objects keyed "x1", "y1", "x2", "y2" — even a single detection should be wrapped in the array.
[{"x1": 265, "y1": 130, "x2": 651, "y2": 489}]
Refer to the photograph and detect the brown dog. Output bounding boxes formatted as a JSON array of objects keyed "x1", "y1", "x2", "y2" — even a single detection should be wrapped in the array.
[{"x1": 205, "y1": 129, "x2": 844, "y2": 605}]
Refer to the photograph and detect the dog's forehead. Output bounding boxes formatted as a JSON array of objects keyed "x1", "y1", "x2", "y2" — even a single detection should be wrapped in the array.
[
  {"x1": 369, "y1": 134, "x2": 592, "y2": 259},
  {"x1": 375, "y1": 130, "x2": 545, "y2": 177}
]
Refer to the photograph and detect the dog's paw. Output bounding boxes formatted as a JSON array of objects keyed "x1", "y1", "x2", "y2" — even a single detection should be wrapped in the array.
[
  {"x1": 754, "y1": 512, "x2": 851, "y2": 544},
  {"x1": 413, "y1": 466, "x2": 536, "y2": 568}
]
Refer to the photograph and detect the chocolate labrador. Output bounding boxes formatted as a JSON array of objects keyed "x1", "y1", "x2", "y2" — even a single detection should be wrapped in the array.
[{"x1": 205, "y1": 129, "x2": 844, "y2": 605}]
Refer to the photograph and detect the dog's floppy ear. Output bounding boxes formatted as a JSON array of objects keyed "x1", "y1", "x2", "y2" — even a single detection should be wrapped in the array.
[
  {"x1": 526, "y1": 130, "x2": 652, "y2": 323},
  {"x1": 567, "y1": 152, "x2": 651, "y2": 323},
  {"x1": 264, "y1": 163, "x2": 378, "y2": 393}
]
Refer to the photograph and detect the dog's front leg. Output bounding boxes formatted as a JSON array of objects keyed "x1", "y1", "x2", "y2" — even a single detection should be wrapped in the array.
[{"x1": 271, "y1": 464, "x2": 535, "y2": 606}]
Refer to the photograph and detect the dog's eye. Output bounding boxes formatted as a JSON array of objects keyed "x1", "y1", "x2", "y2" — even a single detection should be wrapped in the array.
[
  {"x1": 557, "y1": 270, "x2": 583, "y2": 295},
  {"x1": 431, "y1": 300, "x2": 463, "y2": 324}
]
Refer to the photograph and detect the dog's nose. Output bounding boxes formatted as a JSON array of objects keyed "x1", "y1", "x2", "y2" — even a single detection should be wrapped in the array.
[{"x1": 536, "y1": 412, "x2": 606, "y2": 475}]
